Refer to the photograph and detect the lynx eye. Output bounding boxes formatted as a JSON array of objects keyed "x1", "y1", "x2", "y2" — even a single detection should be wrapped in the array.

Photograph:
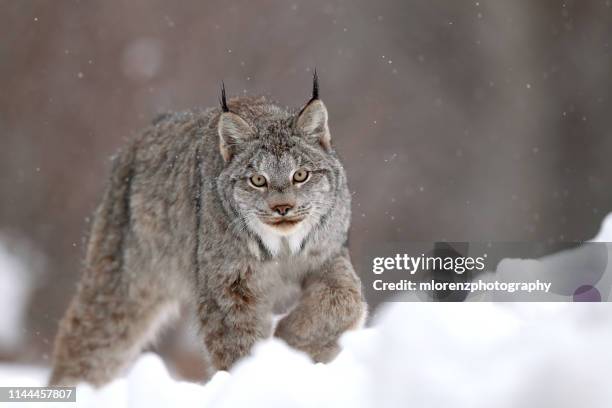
[
  {"x1": 249, "y1": 174, "x2": 267, "y2": 188},
  {"x1": 292, "y1": 169, "x2": 309, "y2": 183}
]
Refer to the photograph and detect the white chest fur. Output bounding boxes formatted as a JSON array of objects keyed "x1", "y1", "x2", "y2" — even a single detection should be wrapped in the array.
[{"x1": 247, "y1": 217, "x2": 312, "y2": 258}]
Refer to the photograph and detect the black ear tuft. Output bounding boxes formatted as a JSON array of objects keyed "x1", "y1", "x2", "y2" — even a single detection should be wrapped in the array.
[
  {"x1": 220, "y1": 81, "x2": 229, "y2": 113},
  {"x1": 312, "y1": 69, "x2": 319, "y2": 100}
]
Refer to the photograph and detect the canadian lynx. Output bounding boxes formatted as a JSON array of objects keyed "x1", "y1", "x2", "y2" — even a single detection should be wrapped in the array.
[{"x1": 50, "y1": 74, "x2": 367, "y2": 386}]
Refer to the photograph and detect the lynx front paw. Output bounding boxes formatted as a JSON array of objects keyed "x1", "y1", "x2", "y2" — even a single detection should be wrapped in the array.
[{"x1": 274, "y1": 316, "x2": 341, "y2": 363}]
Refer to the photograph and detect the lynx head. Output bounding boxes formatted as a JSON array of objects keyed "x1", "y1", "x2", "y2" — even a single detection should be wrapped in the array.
[{"x1": 216, "y1": 73, "x2": 345, "y2": 256}]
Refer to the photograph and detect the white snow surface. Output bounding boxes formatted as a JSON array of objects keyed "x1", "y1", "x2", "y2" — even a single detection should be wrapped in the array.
[
  {"x1": 592, "y1": 212, "x2": 612, "y2": 242},
  {"x1": 2, "y1": 213, "x2": 612, "y2": 407},
  {"x1": 0, "y1": 239, "x2": 36, "y2": 349},
  {"x1": 2, "y1": 303, "x2": 612, "y2": 408}
]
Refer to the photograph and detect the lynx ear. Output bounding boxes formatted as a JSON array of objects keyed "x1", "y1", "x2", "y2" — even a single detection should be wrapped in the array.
[
  {"x1": 217, "y1": 83, "x2": 255, "y2": 161},
  {"x1": 218, "y1": 112, "x2": 255, "y2": 161},
  {"x1": 295, "y1": 72, "x2": 331, "y2": 150}
]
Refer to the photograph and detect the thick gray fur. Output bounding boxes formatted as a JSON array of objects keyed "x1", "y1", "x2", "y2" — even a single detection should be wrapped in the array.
[{"x1": 49, "y1": 86, "x2": 367, "y2": 387}]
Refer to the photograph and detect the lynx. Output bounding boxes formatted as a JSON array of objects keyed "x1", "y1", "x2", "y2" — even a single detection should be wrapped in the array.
[{"x1": 50, "y1": 74, "x2": 367, "y2": 386}]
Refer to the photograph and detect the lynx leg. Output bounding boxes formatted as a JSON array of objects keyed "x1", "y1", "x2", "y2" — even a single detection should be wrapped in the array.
[
  {"x1": 49, "y1": 269, "x2": 178, "y2": 387},
  {"x1": 199, "y1": 267, "x2": 272, "y2": 371},
  {"x1": 274, "y1": 251, "x2": 367, "y2": 362}
]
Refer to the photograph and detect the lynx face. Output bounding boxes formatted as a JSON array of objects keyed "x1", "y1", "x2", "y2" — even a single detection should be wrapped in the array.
[
  {"x1": 237, "y1": 145, "x2": 335, "y2": 247},
  {"x1": 217, "y1": 91, "x2": 339, "y2": 256}
]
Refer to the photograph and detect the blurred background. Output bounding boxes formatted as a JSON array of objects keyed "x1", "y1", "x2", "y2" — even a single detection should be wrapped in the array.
[{"x1": 1, "y1": 0, "x2": 612, "y2": 380}]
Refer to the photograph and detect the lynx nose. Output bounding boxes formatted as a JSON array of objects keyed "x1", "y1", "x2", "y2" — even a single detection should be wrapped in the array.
[{"x1": 271, "y1": 204, "x2": 293, "y2": 216}]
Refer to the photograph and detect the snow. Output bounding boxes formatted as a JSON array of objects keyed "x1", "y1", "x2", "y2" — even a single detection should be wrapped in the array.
[
  {"x1": 0, "y1": 363, "x2": 48, "y2": 387},
  {"x1": 3, "y1": 303, "x2": 612, "y2": 408},
  {"x1": 591, "y1": 212, "x2": 612, "y2": 242},
  {"x1": 0, "y1": 238, "x2": 37, "y2": 350},
  {"x1": 1, "y1": 213, "x2": 612, "y2": 407}
]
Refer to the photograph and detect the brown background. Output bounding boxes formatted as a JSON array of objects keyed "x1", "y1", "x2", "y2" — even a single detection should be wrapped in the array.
[{"x1": 1, "y1": 0, "x2": 611, "y2": 378}]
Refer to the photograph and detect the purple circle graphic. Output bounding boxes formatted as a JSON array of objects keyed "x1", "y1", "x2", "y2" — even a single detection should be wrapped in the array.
[{"x1": 573, "y1": 285, "x2": 601, "y2": 302}]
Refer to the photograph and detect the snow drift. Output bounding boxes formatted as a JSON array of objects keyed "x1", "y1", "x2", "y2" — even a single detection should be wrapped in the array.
[{"x1": 3, "y1": 303, "x2": 611, "y2": 408}]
